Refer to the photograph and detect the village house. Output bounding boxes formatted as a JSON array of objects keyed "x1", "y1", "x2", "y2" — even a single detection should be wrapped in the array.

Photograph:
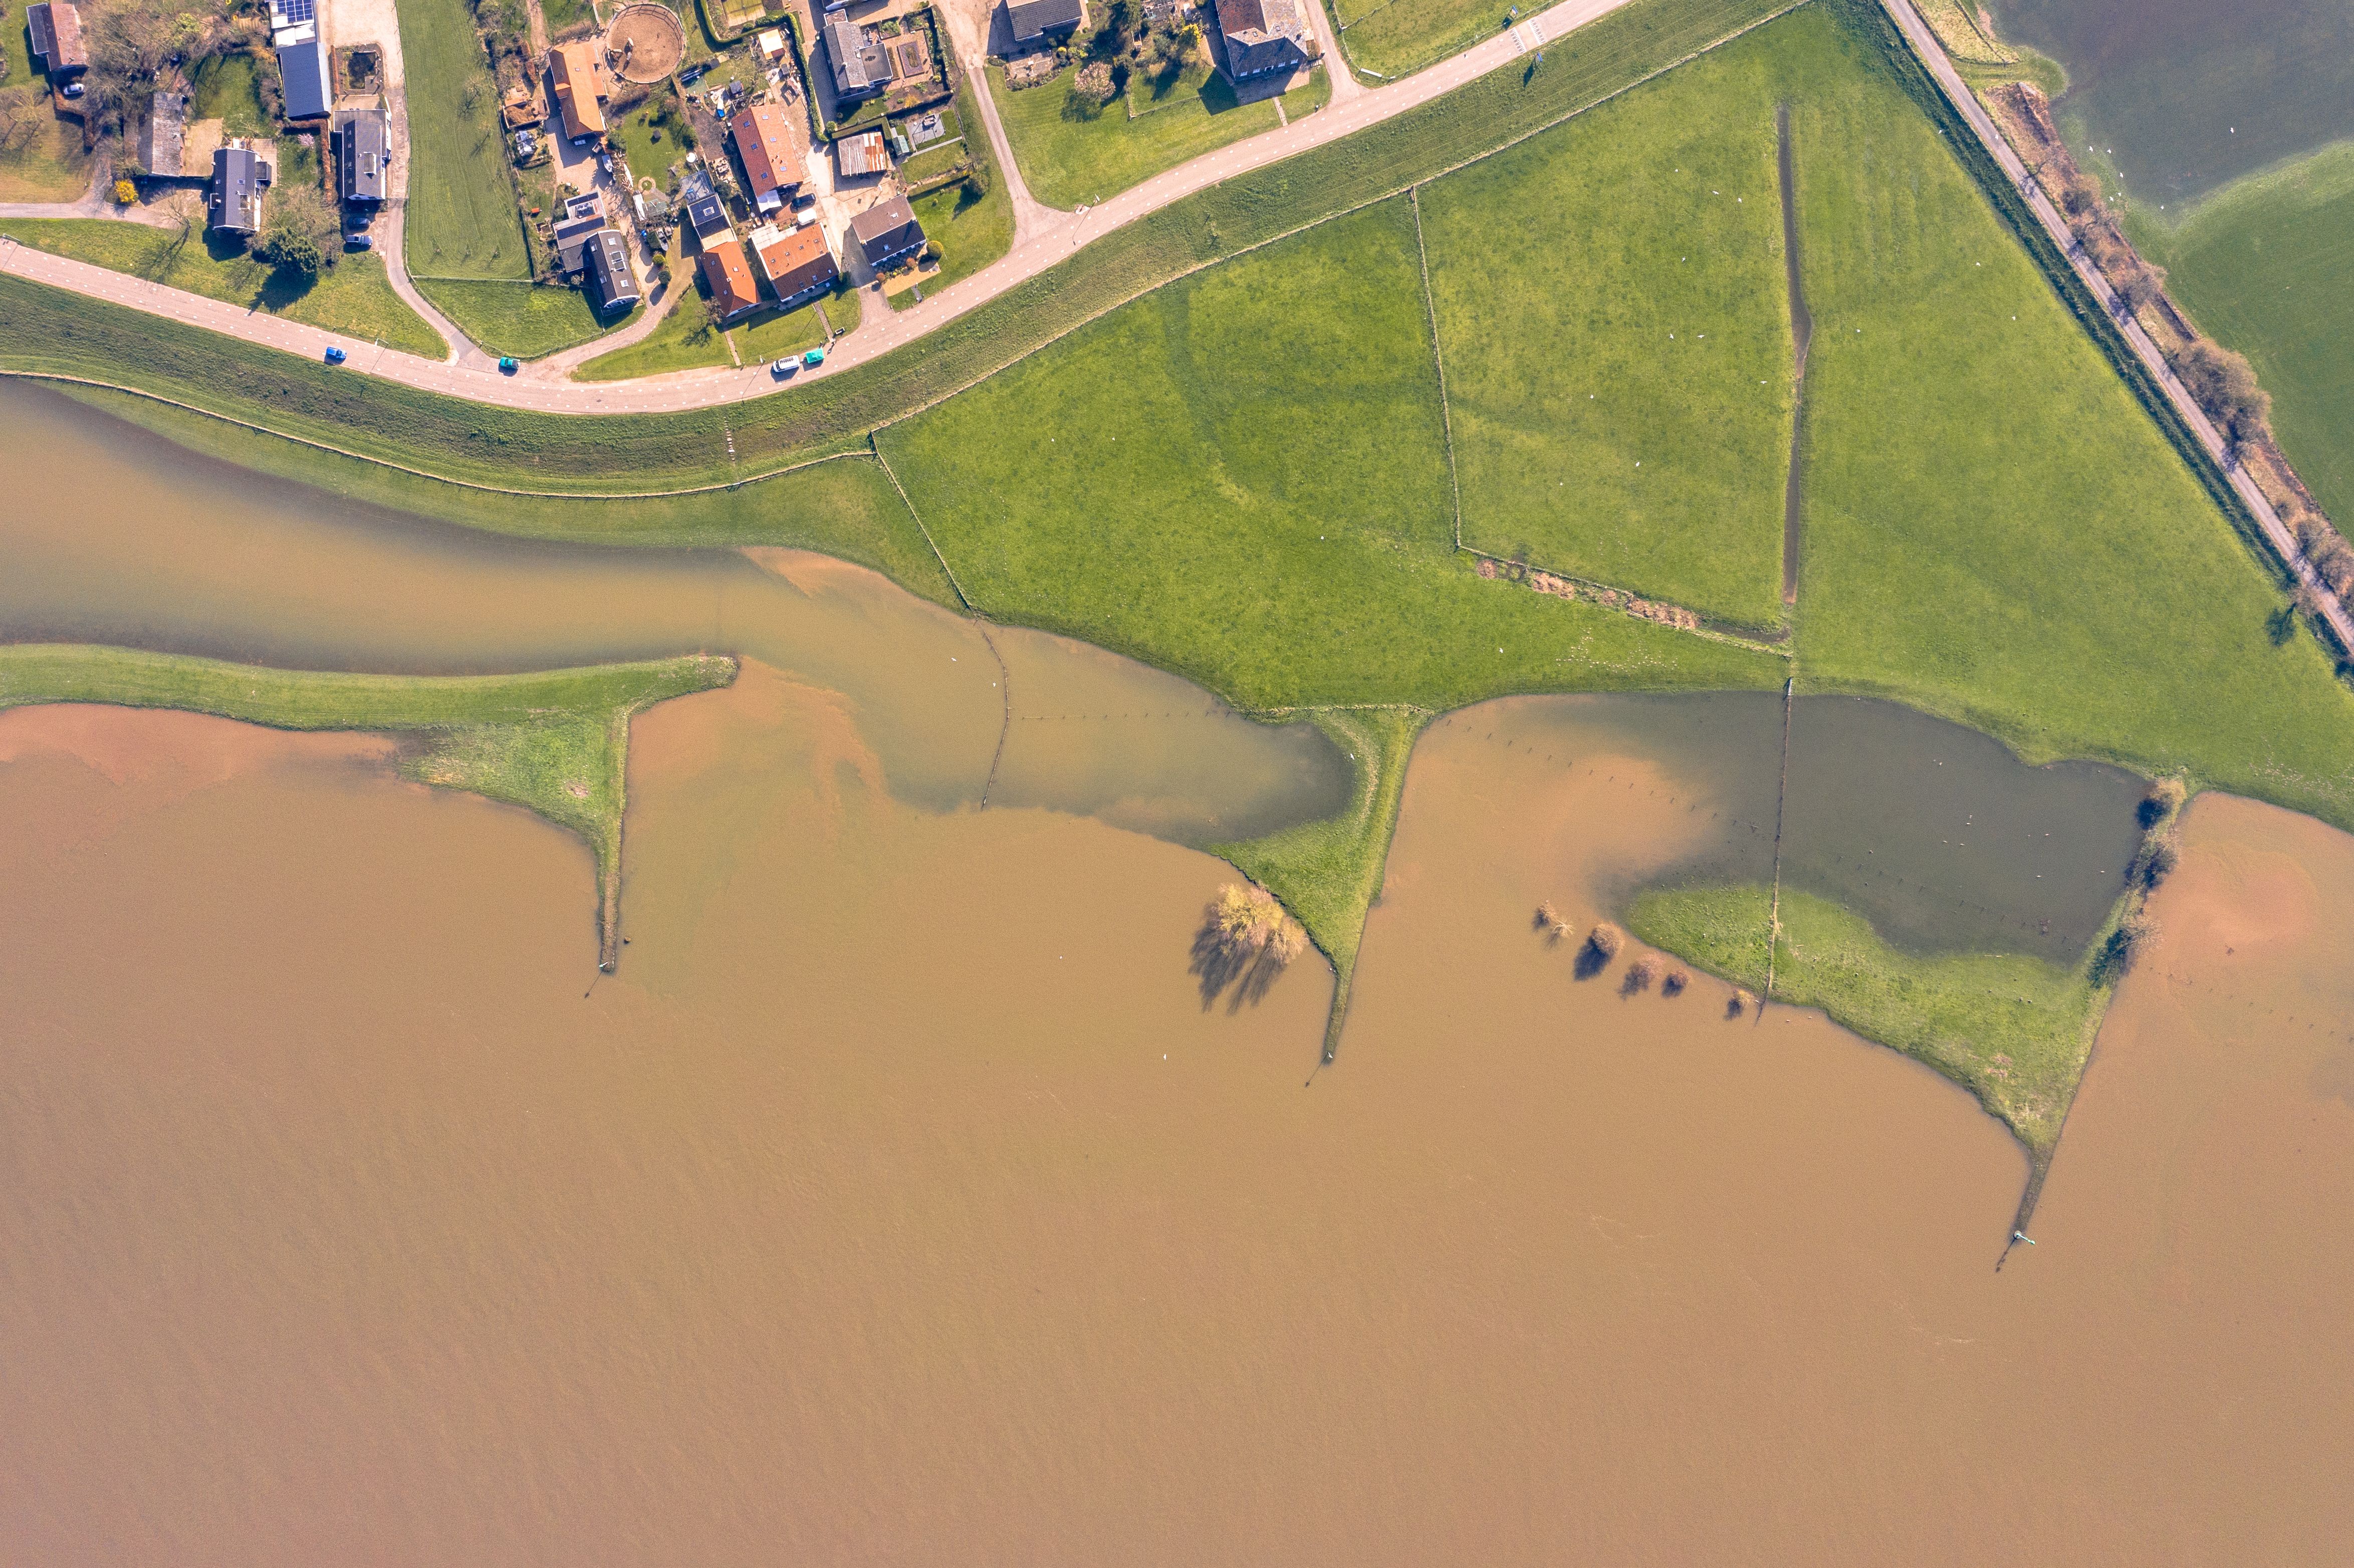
[
  {"x1": 208, "y1": 142, "x2": 270, "y2": 236},
  {"x1": 822, "y1": 11, "x2": 886, "y2": 104},
  {"x1": 267, "y1": 0, "x2": 334, "y2": 121},
  {"x1": 749, "y1": 221, "x2": 839, "y2": 309},
  {"x1": 1213, "y1": 0, "x2": 1312, "y2": 81},
  {"x1": 730, "y1": 100, "x2": 808, "y2": 217},
  {"x1": 550, "y1": 41, "x2": 611, "y2": 143},
  {"x1": 338, "y1": 107, "x2": 390, "y2": 205},
  {"x1": 25, "y1": 2, "x2": 89, "y2": 91},
  {"x1": 848, "y1": 193, "x2": 925, "y2": 271},
  {"x1": 698, "y1": 237, "x2": 762, "y2": 323},
  {"x1": 1003, "y1": 0, "x2": 1084, "y2": 54},
  {"x1": 583, "y1": 228, "x2": 640, "y2": 312},
  {"x1": 679, "y1": 169, "x2": 732, "y2": 244}
]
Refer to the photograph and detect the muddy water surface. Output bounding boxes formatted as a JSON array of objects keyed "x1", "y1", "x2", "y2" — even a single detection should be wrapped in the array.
[
  {"x1": 4, "y1": 680, "x2": 2351, "y2": 1561},
  {"x1": 5, "y1": 385, "x2": 2352, "y2": 1559}
]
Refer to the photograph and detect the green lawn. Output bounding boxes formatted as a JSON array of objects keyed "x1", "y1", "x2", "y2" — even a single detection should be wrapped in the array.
[
  {"x1": 0, "y1": 218, "x2": 445, "y2": 356},
  {"x1": 1782, "y1": 1, "x2": 2354, "y2": 827},
  {"x1": 191, "y1": 52, "x2": 272, "y2": 136},
  {"x1": 1333, "y1": 0, "x2": 1515, "y2": 80},
  {"x1": 573, "y1": 273, "x2": 835, "y2": 381},
  {"x1": 898, "y1": 140, "x2": 967, "y2": 184},
  {"x1": 889, "y1": 85, "x2": 1012, "y2": 311},
  {"x1": 2133, "y1": 140, "x2": 2354, "y2": 527},
  {"x1": 987, "y1": 59, "x2": 1330, "y2": 210},
  {"x1": 1629, "y1": 883, "x2": 2108, "y2": 1153},
  {"x1": 415, "y1": 278, "x2": 630, "y2": 359},
  {"x1": 541, "y1": 0, "x2": 596, "y2": 31},
  {"x1": 1419, "y1": 35, "x2": 1795, "y2": 625},
  {"x1": 733, "y1": 293, "x2": 835, "y2": 358},
  {"x1": 0, "y1": 644, "x2": 737, "y2": 965},
  {"x1": 399, "y1": 0, "x2": 533, "y2": 280},
  {"x1": 0, "y1": 85, "x2": 96, "y2": 199},
  {"x1": 878, "y1": 196, "x2": 1782, "y2": 710},
  {"x1": 612, "y1": 88, "x2": 692, "y2": 188}
]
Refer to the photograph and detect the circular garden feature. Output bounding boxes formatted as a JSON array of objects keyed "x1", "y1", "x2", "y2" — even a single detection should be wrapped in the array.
[{"x1": 605, "y1": 4, "x2": 687, "y2": 85}]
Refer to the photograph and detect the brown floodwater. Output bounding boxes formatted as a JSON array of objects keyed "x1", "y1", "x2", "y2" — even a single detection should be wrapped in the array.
[{"x1": 4, "y1": 669, "x2": 2349, "y2": 1561}]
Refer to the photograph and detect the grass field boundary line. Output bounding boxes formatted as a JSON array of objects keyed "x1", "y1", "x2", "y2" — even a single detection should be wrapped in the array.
[
  {"x1": 859, "y1": 1, "x2": 1812, "y2": 446},
  {"x1": 0, "y1": 371, "x2": 880, "y2": 500},
  {"x1": 1407, "y1": 185, "x2": 1466, "y2": 552},
  {"x1": 867, "y1": 435, "x2": 978, "y2": 612},
  {"x1": 1455, "y1": 543, "x2": 1796, "y2": 657}
]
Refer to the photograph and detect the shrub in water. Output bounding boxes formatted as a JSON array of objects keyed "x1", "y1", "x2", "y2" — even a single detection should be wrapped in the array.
[{"x1": 1662, "y1": 967, "x2": 1690, "y2": 998}]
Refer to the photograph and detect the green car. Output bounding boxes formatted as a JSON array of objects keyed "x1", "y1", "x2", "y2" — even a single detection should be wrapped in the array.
[
  {"x1": 498, "y1": 356, "x2": 519, "y2": 374},
  {"x1": 802, "y1": 347, "x2": 826, "y2": 368}
]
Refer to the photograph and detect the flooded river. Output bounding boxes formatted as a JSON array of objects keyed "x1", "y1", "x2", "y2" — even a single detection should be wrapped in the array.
[{"x1": 4, "y1": 384, "x2": 2352, "y2": 1559}]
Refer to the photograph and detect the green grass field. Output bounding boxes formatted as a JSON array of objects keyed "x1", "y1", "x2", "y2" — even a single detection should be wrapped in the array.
[
  {"x1": 191, "y1": 52, "x2": 272, "y2": 136},
  {"x1": 2133, "y1": 140, "x2": 2354, "y2": 528},
  {"x1": 399, "y1": 0, "x2": 534, "y2": 281},
  {"x1": 987, "y1": 60, "x2": 1329, "y2": 210},
  {"x1": 0, "y1": 644, "x2": 737, "y2": 963},
  {"x1": 0, "y1": 51, "x2": 94, "y2": 200},
  {"x1": 1418, "y1": 37, "x2": 1795, "y2": 625},
  {"x1": 878, "y1": 196, "x2": 1782, "y2": 709},
  {"x1": 0, "y1": 218, "x2": 445, "y2": 357},
  {"x1": 1332, "y1": 0, "x2": 1512, "y2": 81},
  {"x1": 415, "y1": 278, "x2": 629, "y2": 359},
  {"x1": 1629, "y1": 883, "x2": 2109, "y2": 1152}
]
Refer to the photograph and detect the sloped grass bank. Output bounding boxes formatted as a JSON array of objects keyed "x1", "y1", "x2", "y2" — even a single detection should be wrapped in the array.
[
  {"x1": 0, "y1": 645, "x2": 737, "y2": 967},
  {"x1": 414, "y1": 279, "x2": 627, "y2": 361},
  {"x1": 1214, "y1": 708, "x2": 1426, "y2": 1060},
  {"x1": 1418, "y1": 26, "x2": 1797, "y2": 626}
]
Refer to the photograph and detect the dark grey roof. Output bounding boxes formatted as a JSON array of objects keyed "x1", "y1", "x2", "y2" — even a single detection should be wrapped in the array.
[
  {"x1": 1006, "y1": 0, "x2": 1083, "y2": 43},
  {"x1": 27, "y1": 3, "x2": 87, "y2": 75},
  {"x1": 1215, "y1": 0, "x2": 1310, "y2": 78},
  {"x1": 584, "y1": 229, "x2": 640, "y2": 312},
  {"x1": 142, "y1": 86, "x2": 188, "y2": 176},
  {"x1": 339, "y1": 108, "x2": 389, "y2": 202},
  {"x1": 209, "y1": 146, "x2": 267, "y2": 234},
  {"x1": 552, "y1": 212, "x2": 607, "y2": 274},
  {"x1": 278, "y1": 36, "x2": 333, "y2": 119},
  {"x1": 848, "y1": 193, "x2": 924, "y2": 266},
  {"x1": 680, "y1": 171, "x2": 731, "y2": 239},
  {"x1": 822, "y1": 12, "x2": 886, "y2": 98}
]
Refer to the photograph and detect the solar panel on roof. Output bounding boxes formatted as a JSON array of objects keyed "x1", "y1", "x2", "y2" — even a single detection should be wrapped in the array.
[{"x1": 271, "y1": 0, "x2": 315, "y2": 25}]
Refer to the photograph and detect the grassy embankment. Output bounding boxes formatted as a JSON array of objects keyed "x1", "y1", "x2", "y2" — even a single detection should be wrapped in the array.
[
  {"x1": 1629, "y1": 884, "x2": 2108, "y2": 1150},
  {"x1": 1326, "y1": 0, "x2": 1513, "y2": 82},
  {"x1": 0, "y1": 219, "x2": 445, "y2": 356},
  {"x1": 570, "y1": 243, "x2": 848, "y2": 382},
  {"x1": 891, "y1": 87, "x2": 1014, "y2": 311},
  {"x1": 0, "y1": 644, "x2": 736, "y2": 966},
  {"x1": 1418, "y1": 36, "x2": 1795, "y2": 627},
  {"x1": 986, "y1": 58, "x2": 1329, "y2": 210},
  {"x1": 2132, "y1": 141, "x2": 2354, "y2": 527},
  {"x1": 1213, "y1": 709, "x2": 1425, "y2": 1060},
  {"x1": 398, "y1": 0, "x2": 616, "y2": 357}
]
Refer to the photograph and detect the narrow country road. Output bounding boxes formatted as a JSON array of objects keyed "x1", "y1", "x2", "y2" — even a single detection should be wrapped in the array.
[
  {"x1": 1877, "y1": 0, "x2": 2354, "y2": 656},
  {"x1": 0, "y1": 0, "x2": 1636, "y2": 413}
]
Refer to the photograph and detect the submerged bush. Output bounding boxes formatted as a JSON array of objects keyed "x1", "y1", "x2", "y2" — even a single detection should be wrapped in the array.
[
  {"x1": 2138, "y1": 776, "x2": 2188, "y2": 828},
  {"x1": 1662, "y1": 967, "x2": 1690, "y2": 998},
  {"x1": 1622, "y1": 954, "x2": 1660, "y2": 995}
]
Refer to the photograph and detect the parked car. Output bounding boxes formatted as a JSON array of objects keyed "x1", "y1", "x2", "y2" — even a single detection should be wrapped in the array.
[
  {"x1": 770, "y1": 358, "x2": 797, "y2": 378},
  {"x1": 801, "y1": 348, "x2": 826, "y2": 368},
  {"x1": 599, "y1": 154, "x2": 613, "y2": 176},
  {"x1": 344, "y1": 233, "x2": 372, "y2": 250},
  {"x1": 499, "y1": 357, "x2": 519, "y2": 374},
  {"x1": 346, "y1": 210, "x2": 373, "y2": 231},
  {"x1": 60, "y1": 81, "x2": 83, "y2": 99},
  {"x1": 324, "y1": 346, "x2": 347, "y2": 365}
]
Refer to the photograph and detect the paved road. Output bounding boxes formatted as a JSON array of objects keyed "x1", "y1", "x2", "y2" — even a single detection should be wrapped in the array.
[
  {"x1": 0, "y1": 0, "x2": 1635, "y2": 414},
  {"x1": 1878, "y1": 0, "x2": 2354, "y2": 657}
]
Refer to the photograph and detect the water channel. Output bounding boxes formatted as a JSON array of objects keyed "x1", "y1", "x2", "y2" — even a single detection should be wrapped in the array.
[{"x1": 5, "y1": 381, "x2": 2351, "y2": 1559}]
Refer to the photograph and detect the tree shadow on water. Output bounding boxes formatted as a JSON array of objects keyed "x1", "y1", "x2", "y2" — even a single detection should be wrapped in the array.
[{"x1": 1188, "y1": 907, "x2": 1291, "y2": 1013}]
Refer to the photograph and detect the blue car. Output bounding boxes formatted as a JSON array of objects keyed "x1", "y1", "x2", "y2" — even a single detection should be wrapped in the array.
[
  {"x1": 324, "y1": 346, "x2": 348, "y2": 365},
  {"x1": 499, "y1": 357, "x2": 519, "y2": 374},
  {"x1": 345, "y1": 233, "x2": 373, "y2": 251}
]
